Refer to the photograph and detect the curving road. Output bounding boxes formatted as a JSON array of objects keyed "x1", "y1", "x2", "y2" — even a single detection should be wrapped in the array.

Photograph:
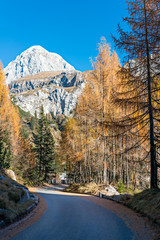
[{"x1": 12, "y1": 186, "x2": 138, "y2": 240}]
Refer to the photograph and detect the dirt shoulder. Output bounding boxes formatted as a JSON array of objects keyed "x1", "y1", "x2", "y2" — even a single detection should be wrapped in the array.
[{"x1": 0, "y1": 188, "x2": 47, "y2": 240}]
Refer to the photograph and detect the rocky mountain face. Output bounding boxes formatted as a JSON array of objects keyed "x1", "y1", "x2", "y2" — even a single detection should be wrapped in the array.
[
  {"x1": 5, "y1": 46, "x2": 75, "y2": 85},
  {"x1": 5, "y1": 46, "x2": 86, "y2": 116}
]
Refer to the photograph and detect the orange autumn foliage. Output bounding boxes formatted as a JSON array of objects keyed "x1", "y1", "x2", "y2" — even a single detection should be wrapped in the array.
[
  {"x1": 0, "y1": 64, "x2": 36, "y2": 180},
  {"x1": 0, "y1": 64, "x2": 21, "y2": 154}
]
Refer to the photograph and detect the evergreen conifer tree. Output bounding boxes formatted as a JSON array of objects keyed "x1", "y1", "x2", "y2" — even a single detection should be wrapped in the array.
[
  {"x1": 0, "y1": 127, "x2": 12, "y2": 169},
  {"x1": 34, "y1": 106, "x2": 55, "y2": 181}
]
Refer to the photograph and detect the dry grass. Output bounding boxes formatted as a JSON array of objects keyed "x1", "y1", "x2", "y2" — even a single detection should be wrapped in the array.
[
  {"x1": 124, "y1": 189, "x2": 160, "y2": 225},
  {"x1": 15, "y1": 71, "x2": 63, "y2": 82},
  {"x1": 14, "y1": 71, "x2": 78, "y2": 83},
  {"x1": 19, "y1": 88, "x2": 49, "y2": 96},
  {"x1": 13, "y1": 85, "x2": 77, "y2": 97},
  {"x1": 10, "y1": 70, "x2": 79, "y2": 97},
  {"x1": 64, "y1": 182, "x2": 100, "y2": 195},
  {"x1": 0, "y1": 171, "x2": 35, "y2": 224}
]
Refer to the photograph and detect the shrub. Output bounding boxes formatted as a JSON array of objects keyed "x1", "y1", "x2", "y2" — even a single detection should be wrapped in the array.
[
  {"x1": 117, "y1": 179, "x2": 125, "y2": 193},
  {"x1": 8, "y1": 189, "x2": 21, "y2": 203},
  {"x1": 0, "y1": 197, "x2": 7, "y2": 209}
]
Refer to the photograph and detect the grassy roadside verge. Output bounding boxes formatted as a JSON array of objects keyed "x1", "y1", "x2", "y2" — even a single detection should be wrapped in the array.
[
  {"x1": 0, "y1": 170, "x2": 38, "y2": 227},
  {"x1": 64, "y1": 183, "x2": 100, "y2": 195},
  {"x1": 122, "y1": 189, "x2": 160, "y2": 225}
]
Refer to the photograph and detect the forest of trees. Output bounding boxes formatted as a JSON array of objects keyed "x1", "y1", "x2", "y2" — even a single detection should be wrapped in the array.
[
  {"x1": 0, "y1": 65, "x2": 58, "y2": 184},
  {"x1": 60, "y1": 0, "x2": 160, "y2": 189},
  {"x1": 0, "y1": 64, "x2": 36, "y2": 183},
  {"x1": 0, "y1": 0, "x2": 159, "y2": 190}
]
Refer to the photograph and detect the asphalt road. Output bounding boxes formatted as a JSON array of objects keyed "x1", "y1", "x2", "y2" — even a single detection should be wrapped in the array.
[{"x1": 12, "y1": 186, "x2": 138, "y2": 240}]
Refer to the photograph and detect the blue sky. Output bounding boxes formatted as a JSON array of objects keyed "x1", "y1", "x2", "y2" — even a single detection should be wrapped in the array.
[{"x1": 0, "y1": 0, "x2": 128, "y2": 71}]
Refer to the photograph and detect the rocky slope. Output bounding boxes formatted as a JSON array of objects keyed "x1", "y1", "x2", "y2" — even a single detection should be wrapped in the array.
[
  {"x1": 9, "y1": 71, "x2": 85, "y2": 116},
  {"x1": 5, "y1": 46, "x2": 86, "y2": 116}
]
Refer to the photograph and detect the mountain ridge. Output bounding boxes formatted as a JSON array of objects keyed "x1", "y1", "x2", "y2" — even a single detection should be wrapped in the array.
[
  {"x1": 9, "y1": 71, "x2": 86, "y2": 116},
  {"x1": 5, "y1": 46, "x2": 75, "y2": 84},
  {"x1": 5, "y1": 46, "x2": 86, "y2": 116}
]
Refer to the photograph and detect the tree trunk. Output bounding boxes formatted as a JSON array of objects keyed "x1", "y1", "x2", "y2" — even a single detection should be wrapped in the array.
[{"x1": 144, "y1": 0, "x2": 157, "y2": 188}]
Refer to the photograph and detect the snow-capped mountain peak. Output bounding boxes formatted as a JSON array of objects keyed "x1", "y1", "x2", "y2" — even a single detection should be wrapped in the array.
[{"x1": 5, "y1": 46, "x2": 75, "y2": 84}]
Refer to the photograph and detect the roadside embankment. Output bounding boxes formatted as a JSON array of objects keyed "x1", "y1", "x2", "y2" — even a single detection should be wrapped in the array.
[
  {"x1": 64, "y1": 182, "x2": 100, "y2": 195},
  {"x1": 122, "y1": 189, "x2": 160, "y2": 225},
  {"x1": 0, "y1": 170, "x2": 38, "y2": 228},
  {"x1": 0, "y1": 183, "x2": 47, "y2": 240}
]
